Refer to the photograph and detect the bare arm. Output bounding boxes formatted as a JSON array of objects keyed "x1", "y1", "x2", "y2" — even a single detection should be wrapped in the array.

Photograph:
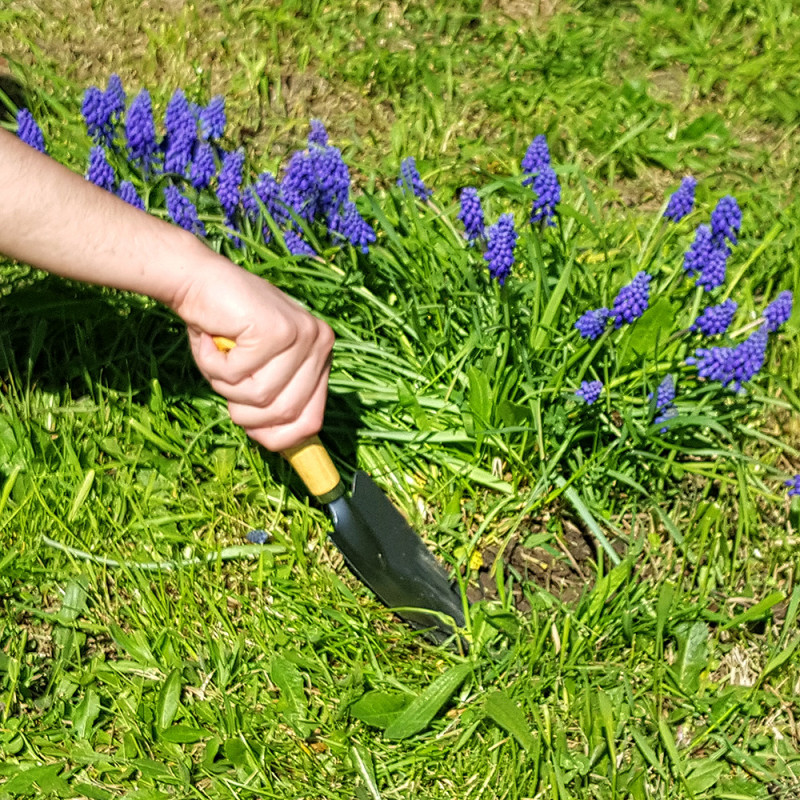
[{"x1": 0, "y1": 128, "x2": 334, "y2": 451}]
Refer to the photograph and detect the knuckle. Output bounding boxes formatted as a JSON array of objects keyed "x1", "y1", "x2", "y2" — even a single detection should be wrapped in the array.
[
  {"x1": 267, "y1": 395, "x2": 301, "y2": 427},
  {"x1": 318, "y1": 321, "x2": 335, "y2": 352}
]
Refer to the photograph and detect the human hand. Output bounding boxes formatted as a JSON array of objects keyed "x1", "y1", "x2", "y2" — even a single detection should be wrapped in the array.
[{"x1": 169, "y1": 255, "x2": 334, "y2": 452}]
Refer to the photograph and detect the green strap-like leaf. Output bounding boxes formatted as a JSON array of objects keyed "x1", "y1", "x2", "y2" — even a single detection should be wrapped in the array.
[{"x1": 384, "y1": 663, "x2": 471, "y2": 740}]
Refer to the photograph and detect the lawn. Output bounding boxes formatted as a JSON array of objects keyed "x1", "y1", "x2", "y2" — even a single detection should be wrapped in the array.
[{"x1": 1, "y1": 1, "x2": 799, "y2": 798}]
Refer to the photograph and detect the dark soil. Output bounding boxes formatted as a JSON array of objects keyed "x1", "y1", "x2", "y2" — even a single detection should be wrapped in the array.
[{"x1": 466, "y1": 517, "x2": 598, "y2": 613}]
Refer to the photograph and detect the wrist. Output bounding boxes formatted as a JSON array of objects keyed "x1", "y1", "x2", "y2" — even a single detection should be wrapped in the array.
[{"x1": 155, "y1": 230, "x2": 228, "y2": 312}]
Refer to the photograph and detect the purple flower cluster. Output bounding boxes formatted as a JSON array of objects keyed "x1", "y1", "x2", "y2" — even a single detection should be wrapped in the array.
[
  {"x1": 687, "y1": 325, "x2": 769, "y2": 391},
  {"x1": 575, "y1": 307, "x2": 611, "y2": 340},
  {"x1": 284, "y1": 229, "x2": 317, "y2": 257},
  {"x1": 164, "y1": 184, "x2": 206, "y2": 236},
  {"x1": 683, "y1": 224, "x2": 729, "y2": 291},
  {"x1": 190, "y1": 142, "x2": 216, "y2": 190},
  {"x1": 692, "y1": 299, "x2": 738, "y2": 337},
  {"x1": 530, "y1": 166, "x2": 561, "y2": 227},
  {"x1": 397, "y1": 157, "x2": 432, "y2": 200},
  {"x1": 308, "y1": 119, "x2": 328, "y2": 147},
  {"x1": 312, "y1": 145, "x2": 351, "y2": 216},
  {"x1": 243, "y1": 171, "x2": 289, "y2": 240},
  {"x1": 81, "y1": 75, "x2": 126, "y2": 146},
  {"x1": 16, "y1": 108, "x2": 46, "y2": 153},
  {"x1": 86, "y1": 146, "x2": 115, "y2": 191},
  {"x1": 118, "y1": 180, "x2": 145, "y2": 211},
  {"x1": 273, "y1": 130, "x2": 375, "y2": 251},
  {"x1": 163, "y1": 89, "x2": 197, "y2": 176},
  {"x1": 575, "y1": 380, "x2": 603, "y2": 405},
  {"x1": 125, "y1": 89, "x2": 159, "y2": 174},
  {"x1": 521, "y1": 135, "x2": 559, "y2": 226},
  {"x1": 282, "y1": 150, "x2": 321, "y2": 221},
  {"x1": 458, "y1": 187, "x2": 485, "y2": 243},
  {"x1": 483, "y1": 214, "x2": 517, "y2": 285},
  {"x1": 785, "y1": 475, "x2": 800, "y2": 497},
  {"x1": 521, "y1": 134, "x2": 550, "y2": 176},
  {"x1": 198, "y1": 96, "x2": 226, "y2": 141},
  {"x1": 653, "y1": 374, "x2": 677, "y2": 431},
  {"x1": 217, "y1": 148, "x2": 245, "y2": 219},
  {"x1": 329, "y1": 201, "x2": 376, "y2": 253},
  {"x1": 763, "y1": 291, "x2": 793, "y2": 332},
  {"x1": 710, "y1": 195, "x2": 742, "y2": 246},
  {"x1": 612, "y1": 272, "x2": 652, "y2": 328},
  {"x1": 664, "y1": 176, "x2": 697, "y2": 222}
]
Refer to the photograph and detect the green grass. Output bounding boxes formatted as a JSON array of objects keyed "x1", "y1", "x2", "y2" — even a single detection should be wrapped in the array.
[{"x1": 2, "y1": 1, "x2": 800, "y2": 798}]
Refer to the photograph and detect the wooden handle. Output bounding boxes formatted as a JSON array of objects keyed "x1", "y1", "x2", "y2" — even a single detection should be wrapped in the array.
[
  {"x1": 212, "y1": 336, "x2": 343, "y2": 502},
  {"x1": 282, "y1": 435, "x2": 343, "y2": 500}
]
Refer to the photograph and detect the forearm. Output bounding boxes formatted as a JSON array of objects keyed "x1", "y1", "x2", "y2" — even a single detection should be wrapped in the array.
[{"x1": 0, "y1": 128, "x2": 207, "y2": 307}]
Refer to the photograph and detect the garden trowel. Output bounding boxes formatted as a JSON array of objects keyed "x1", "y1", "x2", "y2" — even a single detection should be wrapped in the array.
[{"x1": 213, "y1": 338, "x2": 465, "y2": 643}]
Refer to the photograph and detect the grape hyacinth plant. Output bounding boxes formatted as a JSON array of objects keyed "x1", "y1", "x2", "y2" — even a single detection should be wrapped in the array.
[
  {"x1": 611, "y1": 271, "x2": 651, "y2": 328},
  {"x1": 125, "y1": 89, "x2": 159, "y2": 174},
  {"x1": 458, "y1": 187, "x2": 485, "y2": 243},
  {"x1": 16, "y1": 108, "x2": 46, "y2": 153},
  {"x1": 397, "y1": 156, "x2": 432, "y2": 200},
  {"x1": 575, "y1": 307, "x2": 611, "y2": 340},
  {"x1": 691, "y1": 299, "x2": 738, "y2": 337},
  {"x1": 763, "y1": 290, "x2": 793, "y2": 331},
  {"x1": 575, "y1": 380, "x2": 603, "y2": 405},
  {"x1": 664, "y1": 176, "x2": 697, "y2": 222},
  {"x1": 16, "y1": 77, "x2": 798, "y2": 544},
  {"x1": 117, "y1": 180, "x2": 145, "y2": 211},
  {"x1": 483, "y1": 213, "x2": 517, "y2": 286},
  {"x1": 652, "y1": 374, "x2": 677, "y2": 431},
  {"x1": 198, "y1": 95, "x2": 226, "y2": 141}
]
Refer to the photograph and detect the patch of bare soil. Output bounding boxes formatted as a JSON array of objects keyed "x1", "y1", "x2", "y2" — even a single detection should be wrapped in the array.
[
  {"x1": 467, "y1": 517, "x2": 597, "y2": 612},
  {"x1": 481, "y1": 0, "x2": 564, "y2": 26}
]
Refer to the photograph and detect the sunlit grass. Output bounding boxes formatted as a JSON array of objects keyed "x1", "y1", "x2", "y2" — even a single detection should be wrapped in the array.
[{"x1": 1, "y1": 1, "x2": 799, "y2": 798}]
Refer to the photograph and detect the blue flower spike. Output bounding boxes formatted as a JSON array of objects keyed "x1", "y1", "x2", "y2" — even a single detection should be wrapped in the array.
[
  {"x1": 653, "y1": 374, "x2": 677, "y2": 432},
  {"x1": 530, "y1": 165, "x2": 561, "y2": 226},
  {"x1": 684, "y1": 224, "x2": 730, "y2": 291},
  {"x1": 611, "y1": 271, "x2": 652, "y2": 328},
  {"x1": 308, "y1": 119, "x2": 329, "y2": 147},
  {"x1": 458, "y1": 187, "x2": 485, "y2": 243},
  {"x1": 521, "y1": 134, "x2": 551, "y2": 177},
  {"x1": 785, "y1": 475, "x2": 800, "y2": 497},
  {"x1": 763, "y1": 291, "x2": 793, "y2": 332},
  {"x1": 284, "y1": 229, "x2": 317, "y2": 257},
  {"x1": 199, "y1": 95, "x2": 226, "y2": 141},
  {"x1": 710, "y1": 195, "x2": 742, "y2": 246},
  {"x1": 483, "y1": 213, "x2": 517, "y2": 286},
  {"x1": 575, "y1": 380, "x2": 603, "y2": 405},
  {"x1": 692, "y1": 299, "x2": 738, "y2": 337},
  {"x1": 397, "y1": 156, "x2": 432, "y2": 200},
  {"x1": 16, "y1": 108, "x2": 46, "y2": 154},
  {"x1": 329, "y1": 201, "x2": 376, "y2": 253},
  {"x1": 164, "y1": 184, "x2": 206, "y2": 236},
  {"x1": 217, "y1": 148, "x2": 245, "y2": 219},
  {"x1": 575, "y1": 307, "x2": 611, "y2": 340},
  {"x1": 118, "y1": 180, "x2": 145, "y2": 211},
  {"x1": 125, "y1": 89, "x2": 159, "y2": 174},
  {"x1": 664, "y1": 176, "x2": 697, "y2": 222},
  {"x1": 687, "y1": 325, "x2": 769, "y2": 392},
  {"x1": 86, "y1": 146, "x2": 115, "y2": 191},
  {"x1": 163, "y1": 89, "x2": 197, "y2": 176}
]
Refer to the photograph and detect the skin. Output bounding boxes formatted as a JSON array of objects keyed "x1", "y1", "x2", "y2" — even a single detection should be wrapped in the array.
[{"x1": 0, "y1": 128, "x2": 335, "y2": 452}]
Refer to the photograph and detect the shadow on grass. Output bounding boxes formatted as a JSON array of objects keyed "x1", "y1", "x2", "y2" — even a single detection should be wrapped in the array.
[{"x1": 0, "y1": 271, "x2": 364, "y2": 482}]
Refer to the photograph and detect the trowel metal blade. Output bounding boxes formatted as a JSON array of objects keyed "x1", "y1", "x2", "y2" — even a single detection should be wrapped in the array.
[{"x1": 326, "y1": 471, "x2": 465, "y2": 640}]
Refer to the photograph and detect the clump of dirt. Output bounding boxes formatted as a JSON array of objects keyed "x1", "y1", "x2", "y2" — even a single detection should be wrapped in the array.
[{"x1": 467, "y1": 517, "x2": 597, "y2": 613}]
